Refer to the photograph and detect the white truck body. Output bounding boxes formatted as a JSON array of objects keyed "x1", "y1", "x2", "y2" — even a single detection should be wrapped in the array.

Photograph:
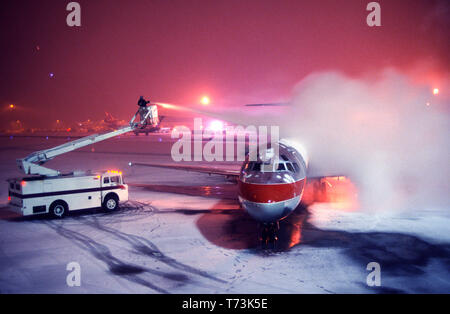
[
  {"x1": 7, "y1": 104, "x2": 155, "y2": 217},
  {"x1": 8, "y1": 171, "x2": 128, "y2": 216}
]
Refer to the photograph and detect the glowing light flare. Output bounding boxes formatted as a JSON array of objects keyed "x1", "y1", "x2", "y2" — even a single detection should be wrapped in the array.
[
  {"x1": 200, "y1": 96, "x2": 210, "y2": 106},
  {"x1": 433, "y1": 88, "x2": 439, "y2": 95},
  {"x1": 9, "y1": 104, "x2": 14, "y2": 109},
  {"x1": 302, "y1": 176, "x2": 358, "y2": 211},
  {"x1": 207, "y1": 120, "x2": 224, "y2": 132}
]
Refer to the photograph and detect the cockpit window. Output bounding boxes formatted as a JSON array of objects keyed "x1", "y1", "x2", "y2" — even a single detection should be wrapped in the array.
[
  {"x1": 245, "y1": 159, "x2": 299, "y2": 173},
  {"x1": 252, "y1": 162, "x2": 261, "y2": 172},
  {"x1": 286, "y1": 163, "x2": 294, "y2": 172},
  {"x1": 281, "y1": 154, "x2": 289, "y2": 161}
]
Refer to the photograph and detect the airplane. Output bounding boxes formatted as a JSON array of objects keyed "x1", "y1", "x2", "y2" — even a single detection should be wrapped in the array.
[{"x1": 129, "y1": 101, "x2": 344, "y2": 247}]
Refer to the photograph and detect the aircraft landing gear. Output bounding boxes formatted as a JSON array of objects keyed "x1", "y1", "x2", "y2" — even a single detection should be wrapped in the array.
[{"x1": 258, "y1": 222, "x2": 280, "y2": 250}]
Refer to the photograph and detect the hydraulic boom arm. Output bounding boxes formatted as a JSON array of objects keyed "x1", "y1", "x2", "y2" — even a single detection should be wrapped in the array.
[{"x1": 17, "y1": 106, "x2": 154, "y2": 176}]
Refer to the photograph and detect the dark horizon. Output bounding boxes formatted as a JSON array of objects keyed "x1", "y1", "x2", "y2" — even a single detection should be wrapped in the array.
[{"x1": 0, "y1": 0, "x2": 448, "y2": 129}]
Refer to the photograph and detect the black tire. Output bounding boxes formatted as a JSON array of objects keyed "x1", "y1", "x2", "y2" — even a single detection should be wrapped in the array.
[
  {"x1": 49, "y1": 200, "x2": 68, "y2": 218},
  {"x1": 103, "y1": 194, "x2": 119, "y2": 211}
]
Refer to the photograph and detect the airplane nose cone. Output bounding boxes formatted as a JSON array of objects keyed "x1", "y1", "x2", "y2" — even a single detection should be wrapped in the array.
[
  {"x1": 237, "y1": 179, "x2": 305, "y2": 223},
  {"x1": 239, "y1": 195, "x2": 300, "y2": 223}
]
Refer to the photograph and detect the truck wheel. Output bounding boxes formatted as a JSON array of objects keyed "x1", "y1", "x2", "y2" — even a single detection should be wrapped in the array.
[
  {"x1": 103, "y1": 194, "x2": 119, "y2": 211},
  {"x1": 50, "y1": 201, "x2": 67, "y2": 218}
]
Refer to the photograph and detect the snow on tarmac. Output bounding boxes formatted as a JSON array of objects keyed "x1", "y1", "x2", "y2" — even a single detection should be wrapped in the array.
[{"x1": 0, "y1": 135, "x2": 448, "y2": 293}]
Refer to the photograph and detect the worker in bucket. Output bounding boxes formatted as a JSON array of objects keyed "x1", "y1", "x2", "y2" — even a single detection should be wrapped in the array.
[
  {"x1": 137, "y1": 96, "x2": 150, "y2": 108},
  {"x1": 137, "y1": 96, "x2": 150, "y2": 126}
]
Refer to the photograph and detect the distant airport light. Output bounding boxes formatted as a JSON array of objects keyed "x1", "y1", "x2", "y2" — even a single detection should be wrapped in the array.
[
  {"x1": 208, "y1": 120, "x2": 224, "y2": 132},
  {"x1": 201, "y1": 96, "x2": 210, "y2": 106},
  {"x1": 9, "y1": 104, "x2": 14, "y2": 109},
  {"x1": 433, "y1": 88, "x2": 439, "y2": 95}
]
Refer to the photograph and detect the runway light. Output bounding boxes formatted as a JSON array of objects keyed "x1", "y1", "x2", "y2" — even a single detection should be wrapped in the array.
[
  {"x1": 9, "y1": 104, "x2": 14, "y2": 109},
  {"x1": 433, "y1": 88, "x2": 439, "y2": 95},
  {"x1": 128, "y1": 162, "x2": 132, "y2": 166},
  {"x1": 201, "y1": 96, "x2": 210, "y2": 106},
  {"x1": 208, "y1": 120, "x2": 224, "y2": 132}
]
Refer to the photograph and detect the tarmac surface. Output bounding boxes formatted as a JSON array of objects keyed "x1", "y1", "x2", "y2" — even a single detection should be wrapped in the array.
[{"x1": 0, "y1": 134, "x2": 449, "y2": 293}]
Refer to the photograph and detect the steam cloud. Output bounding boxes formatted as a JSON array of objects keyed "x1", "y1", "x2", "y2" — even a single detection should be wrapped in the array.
[
  {"x1": 284, "y1": 69, "x2": 449, "y2": 212},
  {"x1": 167, "y1": 67, "x2": 449, "y2": 212}
]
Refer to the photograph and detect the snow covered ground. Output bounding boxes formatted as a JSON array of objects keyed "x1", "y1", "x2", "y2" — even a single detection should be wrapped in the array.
[{"x1": 0, "y1": 135, "x2": 448, "y2": 293}]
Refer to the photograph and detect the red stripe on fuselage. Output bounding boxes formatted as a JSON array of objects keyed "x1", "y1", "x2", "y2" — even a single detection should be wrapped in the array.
[{"x1": 238, "y1": 178, "x2": 306, "y2": 204}]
